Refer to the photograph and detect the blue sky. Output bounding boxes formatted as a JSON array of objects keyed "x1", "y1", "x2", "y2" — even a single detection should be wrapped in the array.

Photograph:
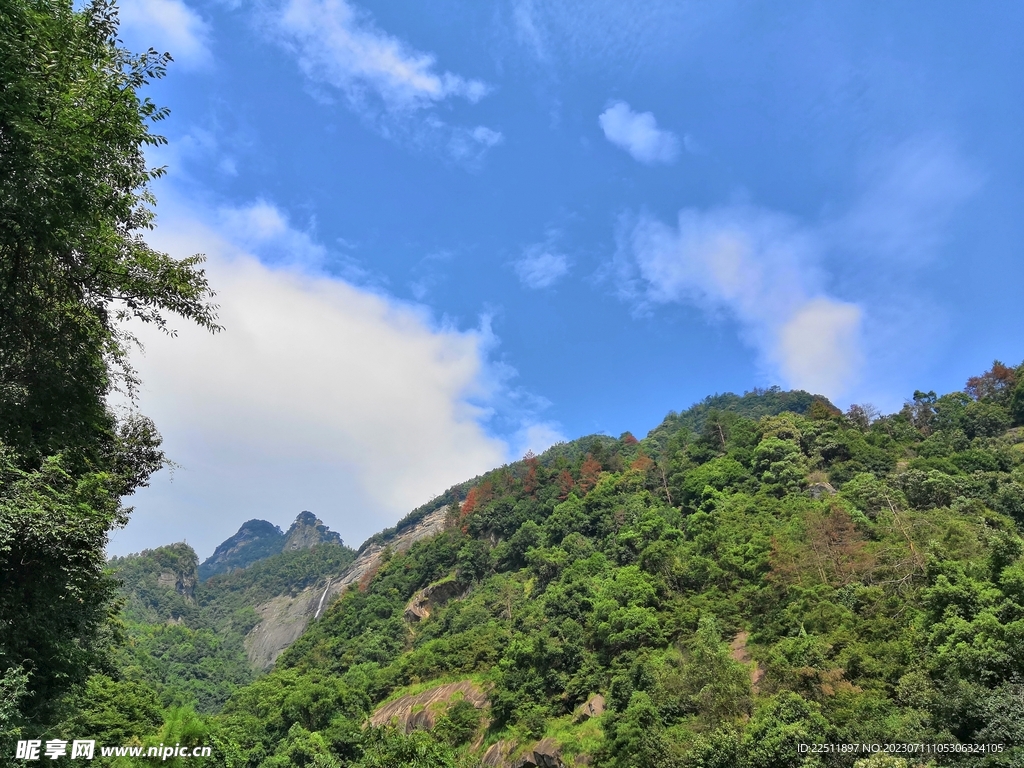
[{"x1": 109, "y1": 0, "x2": 1024, "y2": 558}]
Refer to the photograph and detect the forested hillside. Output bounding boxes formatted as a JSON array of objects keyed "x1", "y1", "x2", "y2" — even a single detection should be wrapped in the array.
[
  {"x1": 100, "y1": 519, "x2": 355, "y2": 714},
  {"x1": 73, "y1": 362, "x2": 1024, "y2": 767}
]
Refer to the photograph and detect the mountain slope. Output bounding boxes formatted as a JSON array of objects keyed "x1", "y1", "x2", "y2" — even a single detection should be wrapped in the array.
[
  {"x1": 198, "y1": 520, "x2": 285, "y2": 581},
  {"x1": 107, "y1": 515, "x2": 356, "y2": 712},
  {"x1": 94, "y1": 364, "x2": 1024, "y2": 767}
]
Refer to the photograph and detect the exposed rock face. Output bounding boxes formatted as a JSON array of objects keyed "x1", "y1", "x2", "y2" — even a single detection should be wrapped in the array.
[
  {"x1": 807, "y1": 481, "x2": 837, "y2": 499},
  {"x1": 404, "y1": 578, "x2": 465, "y2": 622},
  {"x1": 369, "y1": 681, "x2": 488, "y2": 733},
  {"x1": 514, "y1": 739, "x2": 565, "y2": 768},
  {"x1": 282, "y1": 511, "x2": 344, "y2": 552},
  {"x1": 198, "y1": 519, "x2": 285, "y2": 580},
  {"x1": 730, "y1": 630, "x2": 763, "y2": 689},
  {"x1": 574, "y1": 694, "x2": 605, "y2": 722},
  {"x1": 156, "y1": 568, "x2": 196, "y2": 600},
  {"x1": 482, "y1": 741, "x2": 514, "y2": 767},
  {"x1": 244, "y1": 594, "x2": 320, "y2": 670},
  {"x1": 244, "y1": 504, "x2": 450, "y2": 669}
]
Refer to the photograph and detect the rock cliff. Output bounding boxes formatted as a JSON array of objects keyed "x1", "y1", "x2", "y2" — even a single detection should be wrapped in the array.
[
  {"x1": 369, "y1": 680, "x2": 488, "y2": 732},
  {"x1": 282, "y1": 510, "x2": 344, "y2": 551},
  {"x1": 244, "y1": 504, "x2": 450, "y2": 669}
]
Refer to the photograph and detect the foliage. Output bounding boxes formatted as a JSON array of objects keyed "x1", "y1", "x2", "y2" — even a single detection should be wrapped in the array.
[
  {"x1": 105, "y1": 541, "x2": 355, "y2": 713},
  {"x1": 0, "y1": 0, "x2": 217, "y2": 464},
  {"x1": 0, "y1": 449, "x2": 125, "y2": 724},
  {"x1": 0, "y1": 0, "x2": 218, "y2": 739},
  {"x1": 48, "y1": 360, "x2": 1024, "y2": 767}
]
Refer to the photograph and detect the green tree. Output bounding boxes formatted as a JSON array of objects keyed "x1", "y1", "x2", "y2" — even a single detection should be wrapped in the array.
[
  {"x1": 0, "y1": 0, "x2": 217, "y2": 462},
  {"x1": 0, "y1": 0, "x2": 217, "y2": 734},
  {"x1": 355, "y1": 727, "x2": 458, "y2": 768}
]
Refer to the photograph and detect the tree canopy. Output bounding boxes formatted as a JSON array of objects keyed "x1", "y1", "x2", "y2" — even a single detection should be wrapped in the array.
[{"x1": 0, "y1": 0, "x2": 217, "y2": 737}]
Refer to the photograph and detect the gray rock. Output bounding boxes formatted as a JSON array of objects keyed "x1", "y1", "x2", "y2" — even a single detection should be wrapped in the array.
[
  {"x1": 514, "y1": 739, "x2": 564, "y2": 768},
  {"x1": 369, "y1": 680, "x2": 488, "y2": 733},
  {"x1": 404, "y1": 578, "x2": 465, "y2": 622},
  {"x1": 482, "y1": 741, "x2": 513, "y2": 767},
  {"x1": 575, "y1": 694, "x2": 605, "y2": 722},
  {"x1": 245, "y1": 504, "x2": 451, "y2": 668},
  {"x1": 807, "y1": 481, "x2": 837, "y2": 499}
]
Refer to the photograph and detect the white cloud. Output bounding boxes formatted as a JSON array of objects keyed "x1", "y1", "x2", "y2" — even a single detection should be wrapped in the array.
[
  {"x1": 624, "y1": 206, "x2": 864, "y2": 398},
  {"x1": 838, "y1": 135, "x2": 983, "y2": 267},
  {"x1": 599, "y1": 101, "x2": 679, "y2": 165},
  {"x1": 274, "y1": 0, "x2": 489, "y2": 112},
  {"x1": 615, "y1": 137, "x2": 982, "y2": 404},
  {"x1": 778, "y1": 299, "x2": 864, "y2": 398},
  {"x1": 218, "y1": 200, "x2": 327, "y2": 269},
  {"x1": 118, "y1": 0, "x2": 212, "y2": 69},
  {"x1": 268, "y1": 0, "x2": 501, "y2": 163},
  {"x1": 110, "y1": 200, "x2": 516, "y2": 558},
  {"x1": 514, "y1": 245, "x2": 570, "y2": 289}
]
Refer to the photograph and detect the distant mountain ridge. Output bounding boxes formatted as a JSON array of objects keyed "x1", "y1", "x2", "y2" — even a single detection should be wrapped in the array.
[{"x1": 198, "y1": 512, "x2": 344, "y2": 580}]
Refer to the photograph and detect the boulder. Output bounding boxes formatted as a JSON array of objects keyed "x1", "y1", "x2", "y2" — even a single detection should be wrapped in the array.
[
  {"x1": 482, "y1": 740, "x2": 514, "y2": 767},
  {"x1": 369, "y1": 680, "x2": 488, "y2": 733},
  {"x1": 404, "y1": 578, "x2": 465, "y2": 622},
  {"x1": 532, "y1": 739, "x2": 564, "y2": 768},
  {"x1": 574, "y1": 694, "x2": 605, "y2": 722},
  {"x1": 513, "y1": 739, "x2": 564, "y2": 768}
]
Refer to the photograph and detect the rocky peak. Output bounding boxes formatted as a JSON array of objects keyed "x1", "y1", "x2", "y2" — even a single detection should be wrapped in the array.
[
  {"x1": 199, "y1": 519, "x2": 285, "y2": 581},
  {"x1": 282, "y1": 511, "x2": 343, "y2": 552}
]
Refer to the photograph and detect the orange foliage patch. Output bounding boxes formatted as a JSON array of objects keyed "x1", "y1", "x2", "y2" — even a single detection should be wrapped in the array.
[
  {"x1": 578, "y1": 455, "x2": 602, "y2": 494},
  {"x1": 630, "y1": 452, "x2": 654, "y2": 472}
]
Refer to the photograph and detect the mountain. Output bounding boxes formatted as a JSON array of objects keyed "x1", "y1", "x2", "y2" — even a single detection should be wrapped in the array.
[
  {"x1": 92, "y1": 363, "x2": 1024, "y2": 767},
  {"x1": 198, "y1": 512, "x2": 344, "y2": 580},
  {"x1": 198, "y1": 519, "x2": 284, "y2": 581},
  {"x1": 107, "y1": 519, "x2": 357, "y2": 713},
  {"x1": 282, "y1": 510, "x2": 345, "y2": 552}
]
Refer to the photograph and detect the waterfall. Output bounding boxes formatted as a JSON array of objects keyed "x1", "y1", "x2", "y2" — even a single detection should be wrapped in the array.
[{"x1": 314, "y1": 577, "x2": 332, "y2": 619}]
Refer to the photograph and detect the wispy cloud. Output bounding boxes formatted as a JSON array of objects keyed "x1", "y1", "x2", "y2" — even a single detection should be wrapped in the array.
[
  {"x1": 118, "y1": 0, "x2": 212, "y2": 69},
  {"x1": 615, "y1": 137, "x2": 982, "y2": 402},
  {"x1": 514, "y1": 243, "x2": 570, "y2": 289},
  {"x1": 268, "y1": 0, "x2": 502, "y2": 162},
  {"x1": 217, "y1": 200, "x2": 378, "y2": 284},
  {"x1": 511, "y1": 0, "x2": 548, "y2": 61},
  {"x1": 511, "y1": 422, "x2": 567, "y2": 458},
  {"x1": 445, "y1": 124, "x2": 506, "y2": 165},
  {"x1": 599, "y1": 101, "x2": 679, "y2": 165},
  {"x1": 275, "y1": 0, "x2": 488, "y2": 111},
  {"x1": 622, "y1": 207, "x2": 863, "y2": 397},
  {"x1": 837, "y1": 135, "x2": 983, "y2": 267}
]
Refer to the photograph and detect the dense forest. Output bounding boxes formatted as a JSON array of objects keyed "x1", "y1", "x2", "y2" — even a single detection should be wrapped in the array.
[{"x1": 49, "y1": 364, "x2": 1024, "y2": 767}]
